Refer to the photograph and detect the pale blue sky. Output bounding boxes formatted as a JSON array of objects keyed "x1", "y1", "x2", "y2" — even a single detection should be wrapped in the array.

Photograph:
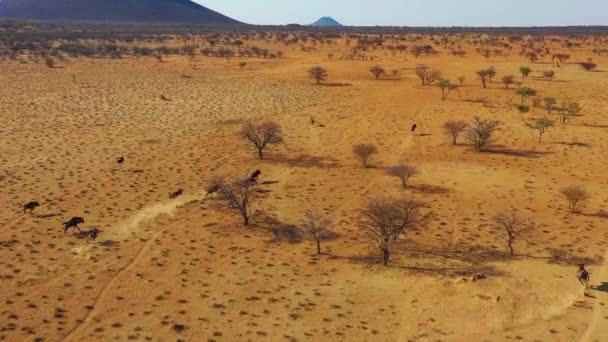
[{"x1": 197, "y1": 0, "x2": 607, "y2": 26}]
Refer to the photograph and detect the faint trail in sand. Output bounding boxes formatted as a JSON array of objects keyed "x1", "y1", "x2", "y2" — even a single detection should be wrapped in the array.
[
  {"x1": 578, "y1": 246, "x2": 608, "y2": 342},
  {"x1": 116, "y1": 192, "x2": 203, "y2": 237},
  {"x1": 61, "y1": 209, "x2": 202, "y2": 342},
  {"x1": 1, "y1": 214, "x2": 26, "y2": 232}
]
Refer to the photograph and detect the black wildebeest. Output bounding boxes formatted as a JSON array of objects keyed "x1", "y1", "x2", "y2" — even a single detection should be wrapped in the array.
[
  {"x1": 64, "y1": 217, "x2": 85, "y2": 235},
  {"x1": 577, "y1": 264, "x2": 590, "y2": 288},
  {"x1": 23, "y1": 201, "x2": 40, "y2": 213},
  {"x1": 169, "y1": 189, "x2": 183, "y2": 199},
  {"x1": 75, "y1": 228, "x2": 101, "y2": 241},
  {"x1": 117, "y1": 156, "x2": 125, "y2": 165},
  {"x1": 411, "y1": 124, "x2": 417, "y2": 134},
  {"x1": 249, "y1": 170, "x2": 262, "y2": 184}
]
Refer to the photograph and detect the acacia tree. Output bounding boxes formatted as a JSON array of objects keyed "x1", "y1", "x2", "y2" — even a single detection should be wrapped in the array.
[
  {"x1": 526, "y1": 117, "x2": 555, "y2": 143},
  {"x1": 465, "y1": 117, "x2": 501, "y2": 152},
  {"x1": 519, "y1": 66, "x2": 532, "y2": 80},
  {"x1": 515, "y1": 86, "x2": 537, "y2": 105},
  {"x1": 359, "y1": 197, "x2": 431, "y2": 266},
  {"x1": 442, "y1": 120, "x2": 468, "y2": 145},
  {"x1": 543, "y1": 70, "x2": 556, "y2": 81},
  {"x1": 209, "y1": 177, "x2": 256, "y2": 226},
  {"x1": 301, "y1": 210, "x2": 332, "y2": 254},
  {"x1": 385, "y1": 164, "x2": 419, "y2": 188},
  {"x1": 308, "y1": 66, "x2": 328, "y2": 85},
  {"x1": 353, "y1": 144, "x2": 378, "y2": 168},
  {"x1": 415, "y1": 64, "x2": 429, "y2": 85},
  {"x1": 552, "y1": 53, "x2": 570, "y2": 67},
  {"x1": 415, "y1": 65, "x2": 441, "y2": 86},
  {"x1": 369, "y1": 65, "x2": 385, "y2": 80},
  {"x1": 501, "y1": 75, "x2": 515, "y2": 89},
  {"x1": 476, "y1": 69, "x2": 489, "y2": 88},
  {"x1": 544, "y1": 97, "x2": 557, "y2": 114},
  {"x1": 486, "y1": 66, "x2": 497, "y2": 82},
  {"x1": 493, "y1": 211, "x2": 534, "y2": 256},
  {"x1": 45, "y1": 57, "x2": 56, "y2": 68},
  {"x1": 579, "y1": 62, "x2": 597, "y2": 71},
  {"x1": 240, "y1": 121, "x2": 284, "y2": 159},
  {"x1": 557, "y1": 100, "x2": 582, "y2": 125},
  {"x1": 560, "y1": 185, "x2": 591, "y2": 213},
  {"x1": 437, "y1": 79, "x2": 458, "y2": 100}
]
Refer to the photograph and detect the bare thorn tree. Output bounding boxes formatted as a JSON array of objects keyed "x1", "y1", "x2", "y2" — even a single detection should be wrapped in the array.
[
  {"x1": 210, "y1": 177, "x2": 257, "y2": 226},
  {"x1": 501, "y1": 75, "x2": 515, "y2": 89},
  {"x1": 301, "y1": 210, "x2": 332, "y2": 254},
  {"x1": 476, "y1": 69, "x2": 489, "y2": 88},
  {"x1": 353, "y1": 144, "x2": 378, "y2": 168},
  {"x1": 493, "y1": 211, "x2": 534, "y2": 256},
  {"x1": 359, "y1": 197, "x2": 431, "y2": 266},
  {"x1": 385, "y1": 164, "x2": 419, "y2": 188},
  {"x1": 557, "y1": 100, "x2": 582, "y2": 125},
  {"x1": 308, "y1": 66, "x2": 328, "y2": 85},
  {"x1": 436, "y1": 79, "x2": 458, "y2": 100},
  {"x1": 515, "y1": 86, "x2": 537, "y2": 105},
  {"x1": 465, "y1": 117, "x2": 501, "y2": 152},
  {"x1": 442, "y1": 120, "x2": 468, "y2": 145},
  {"x1": 560, "y1": 185, "x2": 591, "y2": 213},
  {"x1": 369, "y1": 65, "x2": 385, "y2": 80},
  {"x1": 240, "y1": 121, "x2": 284, "y2": 159}
]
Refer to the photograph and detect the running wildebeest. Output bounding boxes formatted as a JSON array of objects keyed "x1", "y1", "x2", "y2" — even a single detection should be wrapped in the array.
[
  {"x1": 249, "y1": 170, "x2": 262, "y2": 184},
  {"x1": 117, "y1": 156, "x2": 124, "y2": 165},
  {"x1": 577, "y1": 264, "x2": 590, "y2": 288},
  {"x1": 23, "y1": 201, "x2": 40, "y2": 213},
  {"x1": 63, "y1": 217, "x2": 85, "y2": 235},
  {"x1": 76, "y1": 228, "x2": 101, "y2": 241},
  {"x1": 169, "y1": 189, "x2": 183, "y2": 199},
  {"x1": 310, "y1": 116, "x2": 316, "y2": 125},
  {"x1": 411, "y1": 124, "x2": 417, "y2": 134}
]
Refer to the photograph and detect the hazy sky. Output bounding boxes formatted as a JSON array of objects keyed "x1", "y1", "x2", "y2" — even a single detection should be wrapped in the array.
[{"x1": 197, "y1": 0, "x2": 607, "y2": 26}]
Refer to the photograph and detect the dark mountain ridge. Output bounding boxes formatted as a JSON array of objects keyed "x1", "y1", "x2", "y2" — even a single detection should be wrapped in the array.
[{"x1": 0, "y1": 0, "x2": 240, "y2": 24}]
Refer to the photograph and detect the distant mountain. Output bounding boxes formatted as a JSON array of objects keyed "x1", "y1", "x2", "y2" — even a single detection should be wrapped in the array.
[
  {"x1": 311, "y1": 17, "x2": 343, "y2": 27},
  {"x1": 0, "y1": 0, "x2": 240, "y2": 24}
]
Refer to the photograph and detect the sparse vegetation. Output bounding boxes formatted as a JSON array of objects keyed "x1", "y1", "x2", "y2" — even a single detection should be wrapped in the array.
[
  {"x1": 308, "y1": 66, "x2": 328, "y2": 85},
  {"x1": 465, "y1": 117, "x2": 501, "y2": 152},
  {"x1": 519, "y1": 66, "x2": 532, "y2": 80},
  {"x1": 436, "y1": 79, "x2": 458, "y2": 100},
  {"x1": 240, "y1": 121, "x2": 284, "y2": 159},
  {"x1": 560, "y1": 185, "x2": 591, "y2": 213},
  {"x1": 208, "y1": 177, "x2": 257, "y2": 226},
  {"x1": 369, "y1": 65, "x2": 385, "y2": 80},
  {"x1": 493, "y1": 211, "x2": 534, "y2": 256},
  {"x1": 385, "y1": 164, "x2": 419, "y2": 188},
  {"x1": 442, "y1": 120, "x2": 468, "y2": 145},
  {"x1": 501, "y1": 75, "x2": 515, "y2": 89},
  {"x1": 359, "y1": 197, "x2": 431, "y2": 266},
  {"x1": 301, "y1": 210, "x2": 332, "y2": 254},
  {"x1": 515, "y1": 86, "x2": 537, "y2": 105},
  {"x1": 526, "y1": 117, "x2": 555, "y2": 142},
  {"x1": 353, "y1": 144, "x2": 378, "y2": 168}
]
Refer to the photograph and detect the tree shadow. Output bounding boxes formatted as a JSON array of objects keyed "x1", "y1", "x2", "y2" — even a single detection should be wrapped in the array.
[
  {"x1": 575, "y1": 123, "x2": 608, "y2": 129},
  {"x1": 344, "y1": 243, "x2": 509, "y2": 278},
  {"x1": 268, "y1": 154, "x2": 341, "y2": 169},
  {"x1": 553, "y1": 141, "x2": 592, "y2": 148},
  {"x1": 486, "y1": 148, "x2": 552, "y2": 158},
  {"x1": 320, "y1": 82, "x2": 352, "y2": 87},
  {"x1": 98, "y1": 240, "x2": 119, "y2": 248},
  {"x1": 592, "y1": 282, "x2": 608, "y2": 292},
  {"x1": 251, "y1": 212, "x2": 303, "y2": 244},
  {"x1": 411, "y1": 183, "x2": 451, "y2": 194},
  {"x1": 582, "y1": 211, "x2": 608, "y2": 219},
  {"x1": 35, "y1": 213, "x2": 60, "y2": 219}
]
